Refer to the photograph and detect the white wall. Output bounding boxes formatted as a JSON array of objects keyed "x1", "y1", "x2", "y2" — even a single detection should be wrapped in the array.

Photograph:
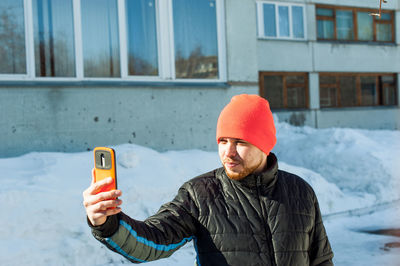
[
  {"x1": 225, "y1": 0, "x2": 259, "y2": 82},
  {"x1": 317, "y1": 107, "x2": 400, "y2": 129},
  {"x1": 313, "y1": 43, "x2": 400, "y2": 73}
]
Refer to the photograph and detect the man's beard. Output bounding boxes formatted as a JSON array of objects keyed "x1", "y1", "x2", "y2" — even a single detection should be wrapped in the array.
[{"x1": 223, "y1": 158, "x2": 264, "y2": 181}]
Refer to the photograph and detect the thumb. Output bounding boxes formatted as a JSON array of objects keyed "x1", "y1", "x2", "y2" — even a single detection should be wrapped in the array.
[{"x1": 91, "y1": 168, "x2": 96, "y2": 185}]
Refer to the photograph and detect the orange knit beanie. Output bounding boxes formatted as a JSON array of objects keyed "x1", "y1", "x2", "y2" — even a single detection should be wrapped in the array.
[{"x1": 216, "y1": 94, "x2": 276, "y2": 155}]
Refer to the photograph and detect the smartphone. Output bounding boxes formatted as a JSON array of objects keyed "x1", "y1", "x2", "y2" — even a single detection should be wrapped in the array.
[{"x1": 93, "y1": 147, "x2": 117, "y2": 193}]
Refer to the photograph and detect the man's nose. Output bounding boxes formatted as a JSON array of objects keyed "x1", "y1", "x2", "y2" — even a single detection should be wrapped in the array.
[{"x1": 225, "y1": 142, "x2": 237, "y2": 158}]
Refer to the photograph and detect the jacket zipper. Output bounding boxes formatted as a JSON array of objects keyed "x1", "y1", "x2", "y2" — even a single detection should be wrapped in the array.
[{"x1": 256, "y1": 175, "x2": 277, "y2": 266}]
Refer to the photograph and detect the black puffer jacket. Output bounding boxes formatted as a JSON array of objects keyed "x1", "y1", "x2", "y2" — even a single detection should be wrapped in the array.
[{"x1": 91, "y1": 153, "x2": 333, "y2": 265}]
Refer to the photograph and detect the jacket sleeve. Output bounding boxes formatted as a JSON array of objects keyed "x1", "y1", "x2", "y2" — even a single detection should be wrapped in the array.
[
  {"x1": 90, "y1": 182, "x2": 199, "y2": 263},
  {"x1": 309, "y1": 195, "x2": 334, "y2": 266}
]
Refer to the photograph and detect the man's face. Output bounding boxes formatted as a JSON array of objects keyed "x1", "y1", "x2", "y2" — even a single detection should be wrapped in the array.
[{"x1": 218, "y1": 137, "x2": 267, "y2": 180}]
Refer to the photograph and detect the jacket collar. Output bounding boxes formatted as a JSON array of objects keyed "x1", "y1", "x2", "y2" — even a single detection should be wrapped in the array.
[{"x1": 222, "y1": 153, "x2": 279, "y2": 189}]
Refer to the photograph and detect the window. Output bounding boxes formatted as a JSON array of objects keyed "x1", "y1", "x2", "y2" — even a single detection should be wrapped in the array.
[
  {"x1": 259, "y1": 72, "x2": 309, "y2": 109},
  {"x1": 126, "y1": 0, "x2": 158, "y2": 76},
  {"x1": 173, "y1": 0, "x2": 219, "y2": 79},
  {"x1": 33, "y1": 0, "x2": 76, "y2": 77},
  {"x1": 0, "y1": 0, "x2": 226, "y2": 82},
  {"x1": 81, "y1": 0, "x2": 120, "y2": 78},
  {"x1": 257, "y1": 1, "x2": 306, "y2": 40},
  {"x1": 319, "y1": 73, "x2": 397, "y2": 108},
  {"x1": 0, "y1": 0, "x2": 26, "y2": 74},
  {"x1": 316, "y1": 5, "x2": 395, "y2": 43}
]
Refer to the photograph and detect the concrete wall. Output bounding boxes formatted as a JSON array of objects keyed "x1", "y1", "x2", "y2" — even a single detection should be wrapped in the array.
[
  {"x1": 313, "y1": 44, "x2": 400, "y2": 72},
  {"x1": 272, "y1": 110, "x2": 317, "y2": 127},
  {"x1": 317, "y1": 107, "x2": 400, "y2": 129},
  {"x1": 0, "y1": 84, "x2": 259, "y2": 158},
  {"x1": 225, "y1": 0, "x2": 258, "y2": 82}
]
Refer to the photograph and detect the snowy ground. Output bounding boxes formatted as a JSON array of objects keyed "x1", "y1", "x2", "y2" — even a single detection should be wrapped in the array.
[{"x1": 0, "y1": 121, "x2": 399, "y2": 266}]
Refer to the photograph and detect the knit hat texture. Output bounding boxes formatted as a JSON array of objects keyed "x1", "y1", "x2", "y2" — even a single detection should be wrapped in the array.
[{"x1": 216, "y1": 94, "x2": 276, "y2": 155}]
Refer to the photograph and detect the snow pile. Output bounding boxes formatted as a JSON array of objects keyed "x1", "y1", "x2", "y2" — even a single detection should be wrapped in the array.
[
  {"x1": 274, "y1": 122, "x2": 400, "y2": 205},
  {"x1": 0, "y1": 120, "x2": 399, "y2": 265}
]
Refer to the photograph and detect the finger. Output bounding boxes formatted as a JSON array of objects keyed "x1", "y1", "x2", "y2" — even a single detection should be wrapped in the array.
[
  {"x1": 91, "y1": 207, "x2": 122, "y2": 220},
  {"x1": 92, "y1": 199, "x2": 123, "y2": 212},
  {"x1": 94, "y1": 190, "x2": 122, "y2": 204},
  {"x1": 91, "y1": 168, "x2": 96, "y2": 185},
  {"x1": 89, "y1": 177, "x2": 113, "y2": 195},
  {"x1": 84, "y1": 190, "x2": 122, "y2": 208}
]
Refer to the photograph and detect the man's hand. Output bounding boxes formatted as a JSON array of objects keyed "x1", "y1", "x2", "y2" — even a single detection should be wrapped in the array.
[{"x1": 83, "y1": 169, "x2": 123, "y2": 226}]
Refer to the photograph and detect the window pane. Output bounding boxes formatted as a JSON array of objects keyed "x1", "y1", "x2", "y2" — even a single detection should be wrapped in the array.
[
  {"x1": 81, "y1": 0, "x2": 120, "y2": 77},
  {"x1": 0, "y1": 0, "x2": 26, "y2": 74},
  {"x1": 278, "y1": 6, "x2": 289, "y2": 37},
  {"x1": 33, "y1": 0, "x2": 75, "y2": 77},
  {"x1": 320, "y1": 75, "x2": 336, "y2": 85},
  {"x1": 317, "y1": 20, "x2": 334, "y2": 39},
  {"x1": 173, "y1": 0, "x2": 218, "y2": 79},
  {"x1": 376, "y1": 23, "x2": 392, "y2": 42},
  {"x1": 287, "y1": 87, "x2": 306, "y2": 108},
  {"x1": 316, "y1": 8, "x2": 333, "y2": 17},
  {"x1": 336, "y1": 10, "x2": 354, "y2": 40},
  {"x1": 381, "y1": 75, "x2": 395, "y2": 84},
  {"x1": 263, "y1": 75, "x2": 283, "y2": 109},
  {"x1": 292, "y1": 6, "x2": 304, "y2": 38},
  {"x1": 320, "y1": 87, "x2": 337, "y2": 107},
  {"x1": 360, "y1": 76, "x2": 377, "y2": 106},
  {"x1": 383, "y1": 85, "x2": 396, "y2": 105},
  {"x1": 126, "y1": 0, "x2": 158, "y2": 76},
  {"x1": 357, "y1": 12, "x2": 373, "y2": 41},
  {"x1": 340, "y1": 76, "x2": 357, "y2": 106},
  {"x1": 380, "y1": 13, "x2": 391, "y2": 21},
  {"x1": 263, "y1": 3, "x2": 276, "y2": 37},
  {"x1": 286, "y1": 74, "x2": 305, "y2": 84}
]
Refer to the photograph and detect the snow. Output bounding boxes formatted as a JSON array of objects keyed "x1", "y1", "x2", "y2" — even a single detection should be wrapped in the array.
[{"x1": 0, "y1": 120, "x2": 399, "y2": 266}]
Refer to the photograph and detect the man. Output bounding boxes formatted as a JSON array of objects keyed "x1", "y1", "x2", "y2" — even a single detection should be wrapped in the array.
[{"x1": 83, "y1": 94, "x2": 334, "y2": 265}]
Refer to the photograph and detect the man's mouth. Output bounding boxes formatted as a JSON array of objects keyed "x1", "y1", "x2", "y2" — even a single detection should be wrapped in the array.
[{"x1": 224, "y1": 161, "x2": 240, "y2": 168}]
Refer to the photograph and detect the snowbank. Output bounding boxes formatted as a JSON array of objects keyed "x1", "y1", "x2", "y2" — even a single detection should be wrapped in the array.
[{"x1": 0, "y1": 120, "x2": 399, "y2": 265}]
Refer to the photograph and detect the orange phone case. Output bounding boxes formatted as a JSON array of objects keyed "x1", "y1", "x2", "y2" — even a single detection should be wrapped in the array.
[{"x1": 93, "y1": 147, "x2": 117, "y2": 193}]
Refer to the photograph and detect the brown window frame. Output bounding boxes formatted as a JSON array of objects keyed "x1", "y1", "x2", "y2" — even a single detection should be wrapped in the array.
[
  {"x1": 259, "y1": 72, "x2": 309, "y2": 110},
  {"x1": 316, "y1": 4, "x2": 395, "y2": 43},
  {"x1": 319, "y1": 73, "x2": 398, "y2": 108}
]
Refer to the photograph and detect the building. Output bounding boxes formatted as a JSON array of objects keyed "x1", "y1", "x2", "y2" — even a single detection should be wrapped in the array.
[
  {"x1": 0, "y1": 0, "x2": 399, "y2": 157},
  {"x1": 257, "y1": 0, "x2": 400, "y2": 129}
]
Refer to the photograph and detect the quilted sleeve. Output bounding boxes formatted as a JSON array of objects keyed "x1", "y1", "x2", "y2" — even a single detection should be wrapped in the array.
[{"x1": 91, "y1": 182, "x2": 199, "y2": 263}]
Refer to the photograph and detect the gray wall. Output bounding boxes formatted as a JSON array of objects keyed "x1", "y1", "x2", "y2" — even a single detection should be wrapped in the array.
[{"x1": 0, "y1": 84, "x2": 259, "y2": 157}]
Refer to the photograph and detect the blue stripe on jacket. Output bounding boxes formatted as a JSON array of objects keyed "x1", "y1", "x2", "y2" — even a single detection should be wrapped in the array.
[
  {"x1": 105, "y1": 238, "x2": 147, "y2": 263},
  {"x1": 119, "y1": 220, "x2": 194, "y2": 251},
  {"x1": 105, "y1": 219, "x2": 195, "y2": 263}
]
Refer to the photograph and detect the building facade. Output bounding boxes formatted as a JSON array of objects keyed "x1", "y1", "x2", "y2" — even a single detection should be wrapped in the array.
[
  {"x1": 257, "y1": 0, "x2": 400, "y2": 129},
  {"x1": 0, "y1": 0, "x2": 399, "y2": 157}
]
